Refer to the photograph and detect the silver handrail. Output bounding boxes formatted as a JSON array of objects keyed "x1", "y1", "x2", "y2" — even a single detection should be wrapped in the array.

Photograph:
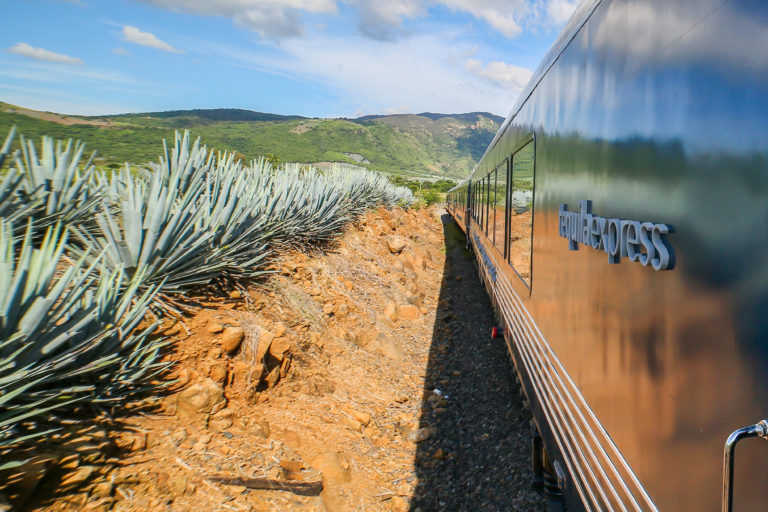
[{"x1": 723, "y1": 419, "x2": 768, "y2": 512}]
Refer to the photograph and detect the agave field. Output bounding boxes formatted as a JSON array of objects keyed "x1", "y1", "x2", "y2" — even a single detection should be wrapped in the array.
[{"x1": 0, "y1": 128, "x2": 414, "y2": 466}]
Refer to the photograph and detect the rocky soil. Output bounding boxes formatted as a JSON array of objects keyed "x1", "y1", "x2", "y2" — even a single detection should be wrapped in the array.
[{"x1": 1, "y1": 207, "x2": 546, "y2": 512}]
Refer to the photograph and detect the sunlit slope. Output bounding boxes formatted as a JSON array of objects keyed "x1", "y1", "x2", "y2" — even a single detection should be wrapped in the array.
[{"x1": 0, "y1": 104, "x2": 501, "y2": 178}]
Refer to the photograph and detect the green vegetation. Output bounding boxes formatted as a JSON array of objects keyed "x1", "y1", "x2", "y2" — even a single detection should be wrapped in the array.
[
  {"x1": 0, "y1": 104, "x2": 501, "y2": 179},
  {"x1": 388, "y1": 176, "x2": 456, "y2": 206},
  {"x1": 0, "y1": 127, "x2": 413, "y2": 459}
]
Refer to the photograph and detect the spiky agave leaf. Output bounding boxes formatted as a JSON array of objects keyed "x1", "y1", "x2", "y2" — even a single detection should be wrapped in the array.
[
  {"x1": 0, "y1": 128, "x2": 40, "y2": 224},
  {"x1": 71, "y1": 132, "x2": 225, "y2": 302},
  {"x1": 197, "y1": 150, "x2": 274, "y2": 283},
  {"x1": 0, "y1": 221, "x2": 166, "y2": 450},
  {"x1": 10, "y1": 133, "x2": 103, "y2": 231}
]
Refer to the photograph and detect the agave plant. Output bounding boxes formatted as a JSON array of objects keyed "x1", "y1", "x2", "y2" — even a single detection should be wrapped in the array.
[
  {"x1": 0, "y1": 128, "x2": 40, "y2": 224},
  {"x1": 0, "y1": 221, "x2": 165, "y2": 450},
  {"x1": 197, "y1": 151, "x2": 275, "y2": 283},
  {"x1": 8, "y1": 130, "x2": 103, "y2": 230},
  {"x1": 70, "y1": 132, "x2": 230, "y2": 311}
]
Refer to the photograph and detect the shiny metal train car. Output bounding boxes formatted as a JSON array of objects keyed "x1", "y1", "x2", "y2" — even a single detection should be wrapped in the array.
[{"x1": 445, "y1": 1, "x2": 768, "y2": 510}]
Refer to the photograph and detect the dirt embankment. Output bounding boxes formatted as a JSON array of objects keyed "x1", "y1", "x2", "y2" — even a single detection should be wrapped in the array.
[{"x1": 3, "y1": 207, "x2": 544, "y2": 512}]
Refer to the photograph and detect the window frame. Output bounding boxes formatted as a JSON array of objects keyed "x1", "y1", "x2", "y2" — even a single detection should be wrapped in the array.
[{"x1": 506, "y1": 134, "x2": 536, "y2": 290}]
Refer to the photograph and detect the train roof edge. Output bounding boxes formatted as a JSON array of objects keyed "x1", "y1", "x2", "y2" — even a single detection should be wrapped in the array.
[{"x1": 448, "y1": 0, "x2": 602, "y2": 194}]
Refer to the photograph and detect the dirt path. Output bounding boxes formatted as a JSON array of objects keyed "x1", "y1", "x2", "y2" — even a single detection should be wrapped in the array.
[{"x1": 9, "y1": 207, "x2": 545, "y2": 512}]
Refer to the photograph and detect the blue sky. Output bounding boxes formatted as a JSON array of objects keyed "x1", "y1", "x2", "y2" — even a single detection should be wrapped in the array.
[{"x1": 2, "y1": 0, "x2": 578, "y2": 118}]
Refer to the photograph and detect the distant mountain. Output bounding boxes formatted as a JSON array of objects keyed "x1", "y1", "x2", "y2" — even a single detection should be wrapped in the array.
[
  {"x1": 112, "y1": 108, "x2": 307, "y2": 123},
  {"x1": 0, "y1": 104, "x2": 503, "y2": 179},
  {"x1": 356, "y1": 112, "x2": 503, "y2": 124}
]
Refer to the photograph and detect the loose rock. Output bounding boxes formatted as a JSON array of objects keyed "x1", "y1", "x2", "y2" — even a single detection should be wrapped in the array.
[
  {"x1": 207, "y1": 322, "x2": 224, "y2": 334},
  {"x1": 397, "y1": 304, "x2": 421, "y2": 321},
  {"x1": 384, "y1": 302, "x2": 398, "y2": 322},
  {"x1": 312, "y1": 452, "x2": 351, "y2": 485},
  {"x1": 176, "y1": 378, "x2": 225, "y2": 420},
  {"x1": 386, "y1": 236, "x2": 408, "y2": 254},
  {"x1": 221, "y1": 326, "x2": 245, "y2": 355}
]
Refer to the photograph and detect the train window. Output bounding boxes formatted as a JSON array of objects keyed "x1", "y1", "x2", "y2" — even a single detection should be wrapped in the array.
[
  {"x1": 493, "y1": 160, "x2": 508, "y2": 256},
  {"x1": 486, "y1": 175, "x2": 492, "y2": 235},
  {"x1": 484, "y1": 175, "x2": 490, "y2": 235},
  {"x1": 475, "y1": 183, "x2": 479, "y2": 223},
  {"x1": 509, "y1": 141, "x2": 535, "y2": 286},
  {"x1": 490, "y1": 169, "x2": 497, "y2": 243},
  {"x1": 480, "y1": 177, "x2": 486, "y2": 229}
]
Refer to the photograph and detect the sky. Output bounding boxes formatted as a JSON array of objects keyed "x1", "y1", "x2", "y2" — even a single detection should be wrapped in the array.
[{"x1": 2, "y1": 0, "x2": 579, "y2": 118}]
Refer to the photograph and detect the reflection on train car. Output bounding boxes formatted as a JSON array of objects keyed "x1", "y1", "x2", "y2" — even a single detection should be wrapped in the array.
[{"x1": 445, "y1": 1, "x2": 768, "y2": 511}]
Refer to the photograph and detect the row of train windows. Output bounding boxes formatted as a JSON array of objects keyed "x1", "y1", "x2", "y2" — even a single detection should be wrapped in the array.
[{"x1": 447, "y1": 139, "x2": 534, "y2": 286}]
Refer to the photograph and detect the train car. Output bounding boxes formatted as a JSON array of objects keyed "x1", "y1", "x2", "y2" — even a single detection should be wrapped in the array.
[{"x1": 445, "y1": 1, "x2": 768, "y2": 510}]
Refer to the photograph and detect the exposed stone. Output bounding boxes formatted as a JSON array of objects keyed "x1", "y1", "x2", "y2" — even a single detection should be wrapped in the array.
[
  {"x1": 206, "y1": 322, "x2": 224, "y2": 334},
  {"x1": 335, "y1": 303, "x2": 349, "y2": 318},
  {"x1": 266, "y1": 365, "x2": 281, "y2": 388},
  {"x1": 344, "y1": 417, "x2": 363, "y2": 431},
  {"x1": 350, "y1": 410, "x2": 371, "y2": 427},
  {"x1": 176, "y1": 379, "x2": 225, "y2": 420},
  {"x1": 372, "y1": 332, "x2": 404, "y2": 361},
  {"x1": 269, "y1": 336, "x2": 291, "y2": 361},
  {"x1": 323, "y1": 303, "x2": 335, "y2": 315},
  {"x1": 209, "y1": 361, "x2": 228, "y2": 383},
  {"x1": 229, "y1": 290, "x2": 242, "y2": 299},
  {"x1": 312, "y1": 451, "x2": 351, "y2": 485},
  {"x1": 58, "y1": 454, "x2": 80, "y2": 470},
  {"x1": 405, "y1": 287, "x2": 425, "y2": 307},
  {"x1": 407, "y1": 428, "x2": 433, "y2": 443},
  {"x1": 384, "y1": 301, "x2": 398, "y2": 322},
  {"x1": 210, "y1": 407, "x2": 236, "y2": 431},
  {"x1": 283, "y1": 429, "x2": 303, "y2": 450},
  {"x1": 132, "y1": 432, "x2": 147, "y2": 452},
  {"x1": 170, "y1": 429, "x2": 188, "y2": 446},
  {"x1": 255, "y1": 327, "x2": 275, "y2": 362},
  {"x1": 90, "y1": 480, "x2": 113, "y2": 498},
  {"x1": 280, "y1": 355, "x2": 292, "y2": 377},
  {"x1": 247, "y1": 420, "x2": 270, "y2": 439},
  {"x1": 221, "y1": 326, "x2": 245, "y2": 355},
  {"x1": 386, "y1": 236, "x2": 407, "y2": 254},
  {"x1": 273, "y1": 322, "x2": 286, "y2": 338},
  {"x1": 309, "y1": 287, "x2": 322, "y2": 296},
  {"x1": 170, "y1": 475, "x2": 188, "y2": 495},
  {"x1": 397, "y1": 304, "x2": 421, "y2": 321},
  {"x1": 60, "y1": 465, "x2": 95, "y2": 489},
  {"x1": 280, "y1": 459, "x2": 304, "y2": 480}
]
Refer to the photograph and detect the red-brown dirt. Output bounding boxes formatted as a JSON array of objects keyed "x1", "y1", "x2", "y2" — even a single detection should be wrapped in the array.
[{"x1": 7, "y1": 206, "x2": 451, "y2": 512}]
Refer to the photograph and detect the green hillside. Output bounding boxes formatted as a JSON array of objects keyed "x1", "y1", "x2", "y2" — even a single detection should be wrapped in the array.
[{"x1": 0, "y1": 103, "x2": 502, "y2": 179}]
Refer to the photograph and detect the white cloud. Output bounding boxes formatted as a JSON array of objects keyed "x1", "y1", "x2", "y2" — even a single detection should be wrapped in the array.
[
  {"x1": 122, "y1": 25, "x2": 183, "y2": 53},
  {"x1": 437, "y1": 0, "x2": 528, "y2": 38},
  {"x1": 545, "y1": 0, "x2": 579, "y2": 26},
  {"x1": 136, "y1": 0, "x2": 337, "y2": 38},
  {"x1": 112, "y1": 47, "x2": 130, "y2": 55},
  {"x1": 464, "y1": 58, "x2": 532, "y2": 92},
  {"x1": 7, "y1": 43, "x2": 83, "y2": 65},
  {"x1": 351, "y1": 0, "x2": 425, "y2": 40},
  {"x1": 134, "y1": 0, "x2": 573, "y2": 40},
  {"x1": 214, "y1": 32, "x2": 528, "y2": 116}
]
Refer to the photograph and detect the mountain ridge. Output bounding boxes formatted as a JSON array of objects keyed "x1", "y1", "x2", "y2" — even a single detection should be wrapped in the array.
[{"x1": 0, "y1": 103, "x2": 503, "y2": 179}]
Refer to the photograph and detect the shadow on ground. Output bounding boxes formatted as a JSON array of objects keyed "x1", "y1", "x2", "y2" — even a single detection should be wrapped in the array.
[{"x1": 409, "y1": 212, "x2": 547, "y2": 512}]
